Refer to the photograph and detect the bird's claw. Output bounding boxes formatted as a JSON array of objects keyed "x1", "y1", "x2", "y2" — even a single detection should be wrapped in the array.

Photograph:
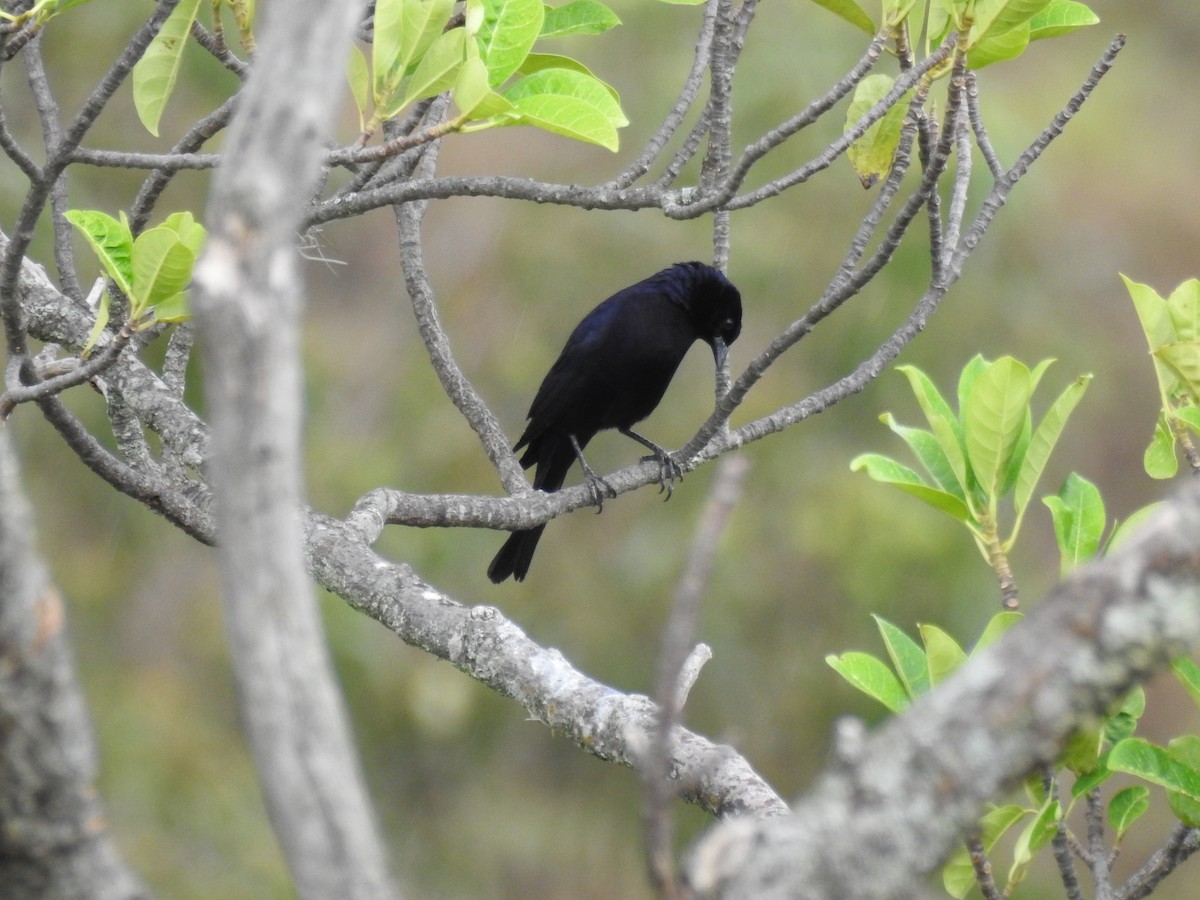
[
  {"x1": 641, "y1": 448, "x2": 683, "y2": 501},
  {"x1": 584, "y1": 469, "x2": 617, "y2": 513}
]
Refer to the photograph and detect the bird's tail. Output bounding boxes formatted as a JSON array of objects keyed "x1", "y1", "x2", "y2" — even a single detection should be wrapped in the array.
[{"x1": 487, "y1": 524, "x2": 546, "y2": 583}]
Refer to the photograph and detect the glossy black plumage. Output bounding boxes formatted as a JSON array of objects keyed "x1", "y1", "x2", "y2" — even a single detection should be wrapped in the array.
[{"x1": 487, "y1": 261, "x2": 743, "y2": 583}]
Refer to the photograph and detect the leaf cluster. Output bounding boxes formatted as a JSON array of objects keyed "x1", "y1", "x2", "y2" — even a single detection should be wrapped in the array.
[
  {"x1": 1125, "y1": 276, "x2": 1200, "y2": 479},
  {"x1": 851, "y1": 355, "x2": 1091, "y2": 571},
  {"x1": 64, "y1": 209, "x2": 205, "y2": 353}
]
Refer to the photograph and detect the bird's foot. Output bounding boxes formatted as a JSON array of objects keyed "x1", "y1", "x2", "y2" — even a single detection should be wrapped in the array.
[
  {"x1": 579, "y1": 459, "x2": 617, "y2": 513},
  {"x1": 641, "y1": 446, "x2": 683, "y2": 501}
]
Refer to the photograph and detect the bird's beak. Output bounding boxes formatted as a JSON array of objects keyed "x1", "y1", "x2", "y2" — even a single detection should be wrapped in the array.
[{"x1": 711, "y1": 336, "x2": 729, "y2": 370}]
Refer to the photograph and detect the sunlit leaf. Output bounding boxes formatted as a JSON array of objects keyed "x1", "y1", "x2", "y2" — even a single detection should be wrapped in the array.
[
  {"x1": 518, "y1": 53, "x2": 619, "y2": 102},
  {"x1": 973, "y1": 611, "x2": 1022, "y2": 652},
  {"x1": 1042, "y1": 472, "x2": 1105, "y2": 575},
  {"x1": 849, "y1": 453, "x2": 971, "y2": 521},
  {"x1": 397, "y1": 28, "x2": 468, "y2": 112},
  {"x1": 64, "y1": 209, "x2": 134, "y2": 296},
  {"x1": 132, "y1": 0, "x2": 204, "y2": 136},
  {"x1": 131, "y1": 227, "x2": 195, "y2": 315},
  {"x1": 1109, "y1": 737, "x2": 1200, "y2": 800},
  {"x1": 879, "y1": 413, "x2": 965, "y2": 500},
  {"x1": 967, "y1": 20, "x2": 1031, "y2": 68},
  {"x1": 873, "y1": 615, "x2": 930, "y2": 699},
  {"x1": 478, "y1": 0, "x2": 545, "y2": 87},
  {"x1": 539, "y1": 0, "x2": 620, "y2": 36},
  {"x1": 963, "y1": 357, "x2": 1031, "y2": 499},
  {"x1": 1173, "y1": 657, "x2": 1200, "y2": 710},
  {"x1": 825, "y1": 651, "x2": 908, "y2": 713},
  {"x1": 920, "y1": 624, "x2": 966, "y2": 685},
  {"x1": 1028, "y1": 0, "x2": 1099, "y2": 40},
  {"x1": 1014, "y1": 372, "x2": 1091, "y2": 520},
  {"x1": 1143, "y1": 411, "x2": 1179, "y2": 479},
  {"x1": 970, "y1": 0, "x2": 1052, "y2": 41},
  {"x1": 1108, "y1": 786, "x2": 1150, "y2": 839},
  {"x1": 845, "y1": 74, "x2": 911, "y2": 188}
]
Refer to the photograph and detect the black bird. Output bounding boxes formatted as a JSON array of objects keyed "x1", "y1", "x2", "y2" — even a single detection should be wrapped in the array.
[{"x1": 487, "y1": 261, "x2": 743, "y2": 583}]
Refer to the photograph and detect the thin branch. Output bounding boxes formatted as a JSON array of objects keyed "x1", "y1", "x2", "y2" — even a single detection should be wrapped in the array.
[
  {"x1": 1117, "y1": 824, "x2": 1200, "y2": 900},
  {"x1": 1046, "y1": 768, "x2": 1085, "y2": 900},
  {"x1": 965, "y1": 832, "x2": 1002, "y2": 900},
  {"x1": 0, "y1": 0, "x2": 182, "y2": 358},
  {"x1": 965, "y1": 71, "x2": 1004, "y2": 179},
  {"x1": 1086, "y1": 787, "x2": 1114, "y2": 900},
  {"x1": 644, "y1": 455, "x2": 749, "y2": 897},
  {"x1": 605, "y1": 0, "x2": 721, "y2": 190},
  {"x1": 392, "y1": 131, "x2": 534, "y2": 495}
]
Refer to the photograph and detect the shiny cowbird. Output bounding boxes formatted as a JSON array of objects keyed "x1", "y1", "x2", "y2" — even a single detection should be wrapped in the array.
[{"x1": 488, "y1": 261, "x2": 743, "y2": 583}]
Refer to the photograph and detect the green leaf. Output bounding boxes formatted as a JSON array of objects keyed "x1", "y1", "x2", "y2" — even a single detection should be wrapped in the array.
[
  {"x1": 1108, "y1": 786, "x2": 1150, "y2": 839},
  {"x1": 1172, "y1": 657, "x2": 1200, "y2": 710},
  {"x1": 898, "y1": 365, "x2": 969, "y2": 496},
  {"x1": 973, "y1": 610, "x2": 1022, "y2": 652},
  {"x1": 1107, "y1": 501, "x2": 1165, "y2": 551},
  {"x1": 942, "y1": 805, "x2": 1026, "y2": 898},
  {"x1": 504, "y1": 66, "x2": 626, "y2": 127},
  {"x1": 879, "y1": 413, "x2": 965, "y2": 500},
  {"x1": 920, "y1": 624, "x2": 966, "y2": 686},
  {"x1": 1042, "y1": 472, "x2": 1105, "y2": 576},
  {"x1": 1175, "y1": 406, "x2": 1200, "y2": 436},
  {"x1": 964, "y1": 357, "x2": 1032, "y2": 500},
  {"x1": 1109, "y1": 737, "x2": 1200, "y2": 800},
  {"x1": 1124, "y1": 274, "x2": 1176, "y2": 351},
  {"x1": 956, "y1": 354, "x2": 988, "y2": 419},
  {"x1": 518, "y1": 53, "x2": 619, "y2": 102},
  {"x1": 131, "y1": 0, "x2": 203, "y2": 137},
  {"x1": 873, "y1": 615, "x2": 930, "y2": 698},
  {"x1": 374, "y1": 0, "x2": 455, "y2": 106},
  {"x1": 845, "y1": 74, "x2": 911, "y2": 189},
  {"x1": 82, "y1": 291, "x2": 110, "y2": 357},
  {"x1": 64, "y1": 209, "x2": 134, "y2": 296},
  {"x1": 1155, "y1": 342, "x2": 1200, "y2": 401},
  {"x1": 806, "y1": 0, "x2": 875, "y2": 33},
  {"x1": 970, "y1": 0, "x2": 1052, "y2": 41},
  {"x1": 149, "y1": 291, "x2": 190, "y2": 323},
  {"x1": 825, "y1": 652, "x2": 908, "y2": 713},
  {"x1": 1144, "y1": 412, "x2": 1179, "y2": 479},
  {"x1": 1014, "y1": 372, "x2": 1091, "y2": 521},
  {"x1": 347, "y1": 43, "x2": 370, "y2": 130},
  {"x1": 1168, "y1": 736, "x2": 1200, "y2": 827},
  {"x1": 1104, "y1": 687, "x2": 1145, "y2": 746},
  {"x1": 500, "y1": 67, "x2": 626, "y2": 149},
  {"x1": 130, "y1": 227, "x2": 196, "y2": 315},
  {"x1": 1009, "y1": 794, "x2": 1059, "y2": 880},
  {"x1": 1028, "y1": 0, "x2": 1099, "y2": 40},
  {"x1": 849, "y1": 453, "x2": 971, "y2": 522},
  {"x1": 1061, "y1": 726, "x2": 1102, "y2": 776},
  {"x1": 454, "y1": 53, "x2": 513, "y2": 119},
  {"x1": 1166, "y1": 279, "x2": 1200, "y2": 342},
  {"x1": 1124, "y1": 274, "x2": 1185, "y2": 406},
  {"x1": 160, "y1": 211, "x2": 206, "y2": 255},
  {"x1": 539, "y1": 0, "x2": 620, "y2": 36},
  {"x1": 477, "y1": 0, "x2": 545, "y2": 87},
  {"x1": 967, "y1": 20, "x2": 1031, "y2": 68},
  {"x1": 397, "y1": 28, "x2": 467, "y2": 112}
]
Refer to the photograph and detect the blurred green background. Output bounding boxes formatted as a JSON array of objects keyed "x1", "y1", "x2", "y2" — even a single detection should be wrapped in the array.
[{"x1": 7, "y1": 0, "x2": 1200, "y2": 896}]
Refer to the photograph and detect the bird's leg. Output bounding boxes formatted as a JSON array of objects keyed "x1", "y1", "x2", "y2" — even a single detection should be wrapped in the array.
[
  {"x1": 569, "y1": 434, "x2": 617, "y2": 513},
  {"x1": 620, "y1": 427, "x2": 683, "y2": 500}
]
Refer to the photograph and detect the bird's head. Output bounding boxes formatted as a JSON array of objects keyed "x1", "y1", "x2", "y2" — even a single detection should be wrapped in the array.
[{"x1": 671, "y1": 261, "x2": 743, "y2": 369}]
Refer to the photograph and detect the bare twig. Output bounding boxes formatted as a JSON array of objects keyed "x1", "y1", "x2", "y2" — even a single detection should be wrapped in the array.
[{"x1": 643, "y1": 455, "x2": 749, "y2": 897}]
